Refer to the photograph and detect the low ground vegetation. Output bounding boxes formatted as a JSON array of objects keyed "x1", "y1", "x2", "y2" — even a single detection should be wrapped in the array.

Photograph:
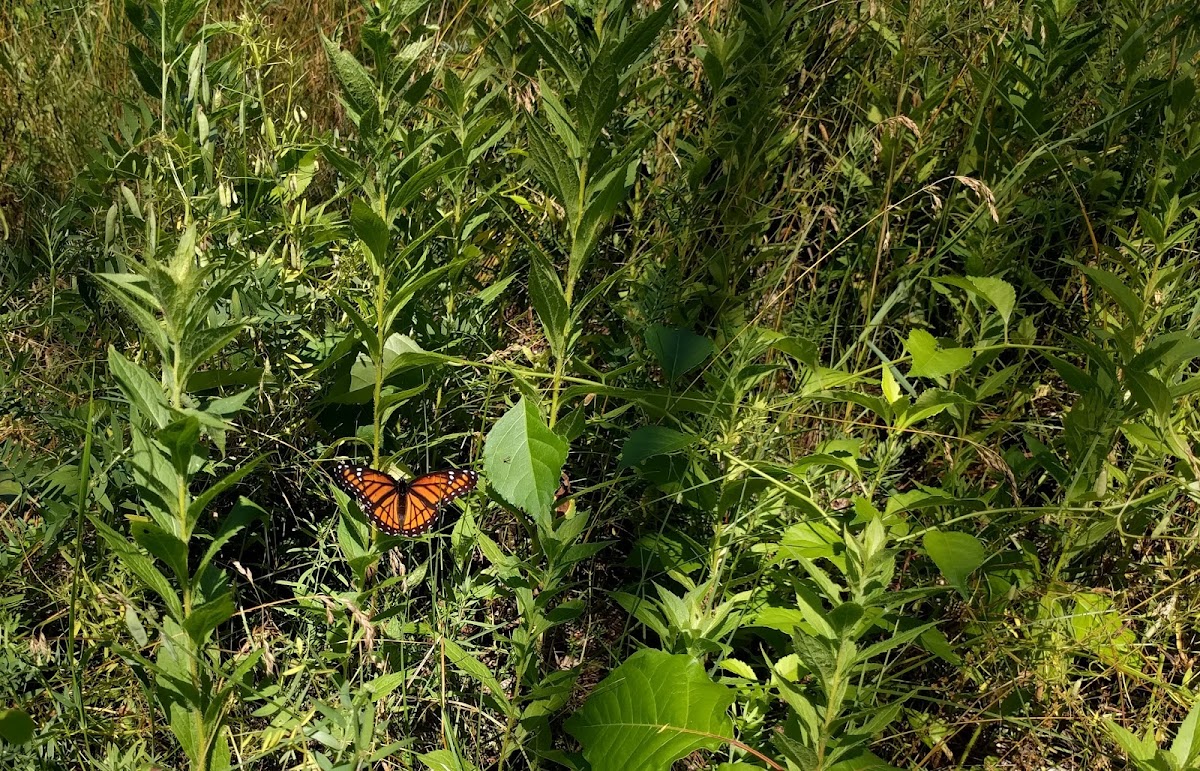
[{"x1": 3, "y1": 1, "x2": 1200, "y2": 769}]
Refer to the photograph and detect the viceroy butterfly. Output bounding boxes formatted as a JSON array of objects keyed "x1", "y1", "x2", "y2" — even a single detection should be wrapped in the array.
[{"x1": 332, "y1": 461, "x2": 478, "y2": 536}]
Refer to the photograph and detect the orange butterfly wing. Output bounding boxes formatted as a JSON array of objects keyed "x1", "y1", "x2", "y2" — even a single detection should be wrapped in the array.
[
  {"x1": 403, "y1": 469, "x2": 479, "y2": 534},
  {"x1": 333, "y1": 462, "x2": 405, "y2": 533},
  {"x1": 334, "y1": 462, "x2": 478, "y2": 536}
]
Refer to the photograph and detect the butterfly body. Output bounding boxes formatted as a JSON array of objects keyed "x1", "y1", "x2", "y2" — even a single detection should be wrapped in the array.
[{"x1": 333, "y1": 462, "x2": 478, "y2": 536}]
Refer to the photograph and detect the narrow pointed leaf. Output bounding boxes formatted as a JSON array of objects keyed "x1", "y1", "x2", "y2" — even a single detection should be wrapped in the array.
[
  {"x1": 108, "y1": 346, "x2": 171, "y2": 428},
  {"x1": 528, "y1": 251, "x2": 569, "y2": 357},
  {"x1": 91, "y1": 516, "x2": 183, "y2": 620},
  {"x1": 321, "y1": 34, "x2": 377, "y2": 116},
  {"x1": 351, "y1": 200, "x2": 390, "y2": 268},
  {"x1": 515, "y1": 10, "x2": 582, "y2": 88}
]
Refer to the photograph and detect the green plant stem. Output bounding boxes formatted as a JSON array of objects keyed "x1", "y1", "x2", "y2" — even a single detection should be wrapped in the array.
[
  {"x1": 547, "y1": 352, "x2": 566, "y2": 427},
  {"x1": 373, "y1": 258, "x2": 386, "y2": 467},
  {"x1": 67, "y1": 395, "x2": 96, "y2": 738}
]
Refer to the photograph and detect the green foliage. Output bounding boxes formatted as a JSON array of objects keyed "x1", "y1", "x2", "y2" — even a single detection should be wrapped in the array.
[
  {"x1": 1106, "y1": 701, "x2": 1200, "y2": 771},
  {"x1": 483, "y1": 397, "x2": 568, "y2": 524},
  {"x1": 3, "y1": 0, "x2": 1200, "y2": 768},
  {"x1": 0, "y1": 709, "x2": 34, "y2": 745},
  {"x1": 565, "y1": 650, "x2": 735, "y2": 771}
]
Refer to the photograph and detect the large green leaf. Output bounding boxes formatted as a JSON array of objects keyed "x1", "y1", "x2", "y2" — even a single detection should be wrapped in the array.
[
  {"x1": 130, "y1": 518, "x2": 189, "y2": 581},
  {"x1": 320, "y1": 34, "x2": 376, "y2": 117},
  {"x1": 528, "y1": 251, "x2": 569, "y2": 357},
  {"x1": 108, "y1": 346, "x2": 171, "y2": 428},
  {"x1": 936, "y1": 275, "x2": 1016, "y2": 328},
  {"x1": 0, "y1": 709, "x2": 34, "y2": 744},
  {"x1": 905, "y1": 330, "x2": 972, "y2": 379},
  {"x1": 343, "y1": 334, "x2": 434, "y2": 400},
  {"x1": 158, "y1": 416, "x2": 201, "y2": 477},
  {"x1": 612, "y1": 4, "x2": 674, "y2": 77},
  {"x1": 483, "y1": 398, "x2": 567, "y2": 527},
  {"x1": 619, "y1": 426, "x2": 698, "y2": 469},
  {"x1": 1169, "y1": 700, "x2": 1200, "y2": 768},
  {"x1": 577, "y1": 53, "x2": 618, "y2": 147},
  {"x1": 515, "y1": 10, "x2": 582, "y2": 88},
  {"x1": 182, "y1": 586, "x2": 236, "y2": 646},
  {"x1": 350, "y1": 200, "x2": 389, "y2": 269},
  {"x1": 570, "y1": 160, "x2": 630, "y2": 284},
  {"x1": 564, "y1": 650, "x2": 735, "y2": 771},
  {"x1": 645, "y1": 325, "x2": 713, "y2": 382},
  {"x1": 95, "y1": 275, "x2": 170, "y2": 358},
  {"x1": 91, "y1": 516, "x2": 183, "y2": 620},
  {"x1": 1078, "y1": 264, "x2": 1143, "y2": 325},
  {"x1": 527, "y1": 117, "x2": 579, "y2": 219},
  {"x1": 156, "y1": 619, "x2": 203, "y2": 767},
  {"x1": 418, "y1": 750, "x2": 480, "y2": 771},
  {"x1": 967, "y1": 275, "x2": 1016, "y2": 327},
  {"x1": 922, "y1": 529, "x2": 985, "y2": 598}
]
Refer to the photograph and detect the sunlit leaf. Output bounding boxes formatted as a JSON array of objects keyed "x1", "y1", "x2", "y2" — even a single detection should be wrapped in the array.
[
  {"x1": 483, "y1": 398, "x2": 568, "y2": 527},
  {"x1": 320, "y1": 34, "x2": 376, "y2": 117},
  {"x1": 922, "y1": 529, "x2": 985, "y2": 597},
  {"x1": 905, "y1": 330, "x2": 972, "y2": 379},
  {"x1": 350, "y1": 200, "x2": 389, "y2": 268},
  {"x1": 565, "y1": 650, "x2": 735, "y2": 771}
]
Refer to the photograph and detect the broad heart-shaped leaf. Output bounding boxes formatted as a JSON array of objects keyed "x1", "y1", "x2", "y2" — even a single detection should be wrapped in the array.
[
  {"x1": 619, "y1": 426, "x2": 698, "y2": 469},
  {"x1": 967, "y1": 275, "x2": 1016, "y2": 327},
  {"x1": 905, "y1": 330, "x2": 973, "y2": 379},
  {"x1": 344, "y1": 334, "x2": 434, "y2": 400},
  {"x1": 483, "y1": 398, "x2": 567, "y2": 529},
  {"x1": 645, "y1": 325, "x2": 713, "y2": 382},
  {"x1": 0, "y1": 708, "x2": 35, "y2": 744},
  {"x1": 922, "y1": 529, "x2": 985, "y2": 598},
  {"x1": 935, "y1": 275, "x2": 1016, "y2": 328},
  {"x1": 565, "y1": 649, "x2": 736, "y2": 771}
]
